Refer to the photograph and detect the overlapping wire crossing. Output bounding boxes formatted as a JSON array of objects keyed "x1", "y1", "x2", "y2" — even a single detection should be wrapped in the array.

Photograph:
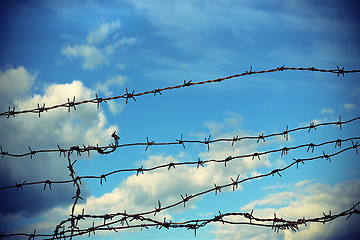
[{"x1": 1, "y1": 66, "x2": 360, "y2": 239}]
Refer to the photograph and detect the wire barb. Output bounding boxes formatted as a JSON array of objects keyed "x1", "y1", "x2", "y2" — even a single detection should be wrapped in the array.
[
  {"x1": 308, "y1": 122, "x2": 317, "y2": 132},
  {"x1": 6, "y1": 106, "x2": 15, "y2": 119},
  {"x1": 336, "y1": 65, "x2": 345, "y2": 77},
  {"x1": 95, "y1": 93, "x2": 107, "y2": 109},
  {"x1": 67, "y1": 97, "x2": 76, "y2": 112},
  {"x1": 44, "y1": 180, "x2": 52, "y2": 190},
  {"x1": 124, "y1": 88, "x2": 136, "y2": 104},
  {"x1": 176, "y1": 133, "x2": 186, "y2": 149},
  {"x1": 182, "y1": 80, "x2": 192, "y2": 87},
  {"x1": 37, "y1": 103, "x2": 47, "y2": 118},
  {"x1": 204, "y1": 135, "x2": 211, "y2": 151}
]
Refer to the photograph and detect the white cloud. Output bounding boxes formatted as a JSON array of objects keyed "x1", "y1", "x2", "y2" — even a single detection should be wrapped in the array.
[
  {"x1": 0, "y1": 66, "x2": 36, "y2": 105},
  {"x1": 104, "y1": 37, "x2": 137, "y2": 54},
  {"x1": 94, "y1": 74, "x2": 127, "y2": 115},
  {"x1": 95, "y1": 75, "x2": 127, "y2": 96},
  {"x1": 0, "y1": 67, "x2": 117, "y2": 224},
  {"x1": 61, "y1": 44, "x2": 107, "y2": 69},
  {"x1": 107, "y1": 101, "x2": 125, "y2": 115},
  {"x1": 343, "y1": 103, "x2": 356, "y2": 110},
  {"x1": 212, "y1": 180, "x2": 360, "y2": 240},
  {"x1": 61, "y1": 20, "x2": 137, "y2": 70},
  {"x1": 19, "y1": 114, "x2": 273, "y2": 235},
  {"x1": 86, "y1": 20, "x2": 122, "y2": 45}
]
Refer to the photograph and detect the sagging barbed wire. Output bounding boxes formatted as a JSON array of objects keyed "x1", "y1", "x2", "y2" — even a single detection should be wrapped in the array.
[{"x1": 1, "y1": 66, "x2": 359, "y2": 118}]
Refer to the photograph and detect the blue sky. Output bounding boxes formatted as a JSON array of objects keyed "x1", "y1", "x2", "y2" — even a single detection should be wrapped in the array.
[{"x1": 0, "y1": 0, "x2": 360, "y2": 239}]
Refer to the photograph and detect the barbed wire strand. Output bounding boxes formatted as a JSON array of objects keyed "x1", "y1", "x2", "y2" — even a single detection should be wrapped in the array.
[
  {"x1": 49, "y1": 143, "x2": 359, "y2": 236},
  {"x1": 1, "y1": 115, "x2": 358, "y2": 159},
  {"x1": 2, "y1": 201, "x2": 359, "y2": 239},
  {"x1": 2, "y1": 67, "x2": 360, "y2": 239},
  {"x1": 1, "y1": 66, "x2": 359, "y2": 118},
  {"x1": 2, "y1": 143, "x2": 358, "y2": 239},
  {"x1": 1, "y1": 136, "x2": 358, "y2": 191}
]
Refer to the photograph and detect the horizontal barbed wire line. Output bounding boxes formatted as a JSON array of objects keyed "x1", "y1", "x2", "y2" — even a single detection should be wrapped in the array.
[
  {"x1": 1, "y1": 115, "x2": 358, "y2": 159},
  {"x1": 1, "y1": 136, "x2": 358, "y2": 191},
  {"x1": 6, "y1": 144, "x2": 358, "y2": 239},
  {"x1": 46, "y1": 143, "x2": 359, "y2": 239},
  {"x1": 1, "y1": 66, "x2": 359, "y2": 118},
  {"x1": 3, "y1": 201, "x2": 358, "y2": 239}
]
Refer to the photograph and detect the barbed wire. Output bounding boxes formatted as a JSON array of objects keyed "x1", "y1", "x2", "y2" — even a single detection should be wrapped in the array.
[
  {"x1": 2, "y1": 200, "x2": 359, "y2": 239},
  {"x1": 1, "y1": 136, "x2": 358, "y2": 191},
  {"x1": 52, "y1": 143, "x2": 359, "y2": 233},
  {"x1": 1, "y1": 66, "x2": 359, "y2": 118},
  {"x1": 1, "y1": 115, "x2": 358, "y2": 159},
  {"x1": 2, "y1": 142, "x2": 358, "y2": 239},
  {"x1": 2, "y1": 66, "x2": 360, "y2": 239}
]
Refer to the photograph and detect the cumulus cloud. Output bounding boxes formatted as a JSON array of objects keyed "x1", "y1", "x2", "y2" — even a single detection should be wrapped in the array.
[
  {"x1": 61, "y1": 20, "x2": 137, "y2": 69},
  {"x1": 0, "y1": 66, "x2": 36, "y2": 106},
  {"x1": 212, "y1": 180, "x2": 360, "y2": 240},
  {"x1": 61, "y1": 44, "x2": 107, "y2": 69},
  {"x1": 19, "y1": 113, "x2": 273, "y2": 234},
  {"x1": 0, "y1": 67, "x2": 117, "y2": 228}
]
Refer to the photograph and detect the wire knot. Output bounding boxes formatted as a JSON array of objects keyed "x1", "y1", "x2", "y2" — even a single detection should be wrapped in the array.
[
  {"x1": 214, "y1": 183, "x2": 222, "y2": 196},
  {"x1": 182, "y1": 80, "x2": 192, "y2": 87},
  {"x1": 100, "y1": 174, "x2": 107, "y2": 185},
  {"x1": 176, "y1": 133, "x2": 185, "y2": 149},
  {"x1": 67, "y1": 97, "x2": 76, "y2": 112},
  {"x1": 281, "y1": 147, "x2": 289, "y2": 157},
  {"x1": 197, "y1": 158, "x2": 205, "y2": 168},
  {"x1": 124, "y1": 88, "x2": 136, "y2": 104},
  {"x1": 154, "y1": 200, "x2": 162, "y2": 216},
  {"x1": 44, "y1": 180, "x2": 52, "y2": 190},
  {"x1": 95, "y1": 93, "x2": 107, "y2": 109},
  {"x1": 6, "y1": 106, "x2": 15, "y2": 119},
  {"x1": 136, "y1": 166, "x2": 144, "y2": 176},
  {"x1": 231, "y1": 174, "x2": 240, "y2": 191},
  {"x1": 180, "y1": 194, "x2": 192, "y2": 207},
  {"x1": 15, "y1": 181, "x2": 26, "y2": 191},
  {"x1": 336, "y1": 65, "x2": 345, "y2": 77},
  {"x1": 37, "y1": 103, "x2": 47, "y2": 118}
]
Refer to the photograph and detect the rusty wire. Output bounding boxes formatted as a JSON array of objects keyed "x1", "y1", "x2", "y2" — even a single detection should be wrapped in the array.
[
  {"x1": 1, "y1": 136, "x2": 359, "y2": 191},
  {"x1": 1, "y1": 142, "x2": 359, "y2": 239},
  {"x1": 0, "y1": 115, "x2": 358, "y2": 159},
  {"x1": 1, "y1": 201, "x2": 359, "y2": 239},
  {"x1": 1, "y1": 66, "x2": 359, "y2": 118},
  {"x1": 48, "y1": 143, "x2": 360, "y2": 237},
  {"x1": 1, "y1": 66, "x2": 360, "y2": 239}
]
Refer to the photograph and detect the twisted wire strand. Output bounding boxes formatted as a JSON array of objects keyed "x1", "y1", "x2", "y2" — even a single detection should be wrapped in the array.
[
  {"x1": 2, "y1": 144, "x2": 358, "y2": 239},
  {"x1": 1, "y1": 136, "x2": 358, "y2": 191},
  {"x1": 1, "y1": 115, "x2": 357, "y2": 159},
  {"x1": 1, "y1": 66, "x2": 358, "y2": 118}
]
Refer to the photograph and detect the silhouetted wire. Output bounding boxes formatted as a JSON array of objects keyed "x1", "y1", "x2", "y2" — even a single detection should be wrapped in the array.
[
  {"x1": 1, "y1": 66, "x2": 358, "y2": 118},
  {"x1": 1, "y1": 136, "x2": 358, "y2": 191},
  {"x1": 0, "y1": 115, "x2": 357, "y2": 158}
]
